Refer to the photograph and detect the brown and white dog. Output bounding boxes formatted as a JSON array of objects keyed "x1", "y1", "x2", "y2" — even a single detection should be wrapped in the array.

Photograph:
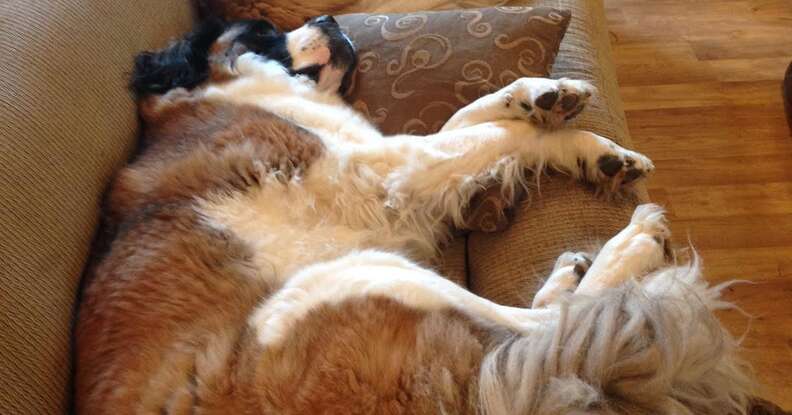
[{"x1": 75, "y1": 17, "x2": 753, "y2": 414}]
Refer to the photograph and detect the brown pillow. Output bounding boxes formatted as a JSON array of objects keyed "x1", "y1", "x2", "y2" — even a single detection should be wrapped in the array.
[{"x1": 337, "y1": 7, "x2": 570, "y2": 135}]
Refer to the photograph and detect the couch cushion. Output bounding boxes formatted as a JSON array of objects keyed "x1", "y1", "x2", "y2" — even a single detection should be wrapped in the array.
[
  {"x1": 0, "y1": 1, "x2": 195, "y2": 412},
  {"x1": 466, "y1": 0, "x2": 649, "y2": 306}
]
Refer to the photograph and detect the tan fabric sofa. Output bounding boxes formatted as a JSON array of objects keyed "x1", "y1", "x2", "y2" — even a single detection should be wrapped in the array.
[{"x1": 0, "y1": 0, "x2": 643, "y2": 412}]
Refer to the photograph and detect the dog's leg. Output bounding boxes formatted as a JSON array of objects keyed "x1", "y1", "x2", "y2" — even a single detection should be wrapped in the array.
[
  {"x1": 574, "y1": 203, "x2": 670, "y2": 296},
  {"x1": 534, "y1": 127, "x2": 655, "y2": 190},
  {"x1": 386, "y1": 120, "x2": 654, "y2": 228},
  {"x1": 384, "y1": 76, "x2": 652, "y2": 226},
  {"x1": 440, "y1": 78, "x2": 653, "y2": 188},
  {"x1": 531, "y1": 251, "x2": 593, "y2": 308},
  {"x1": 433, "y1": 77, "x2": 654, "y2": 192},
  {"x1": 441, "y1": 77, "x2": 594, "y2": 131},
  {"x1": 250, "y1": 250, "x2": 556, "y2": 349}
]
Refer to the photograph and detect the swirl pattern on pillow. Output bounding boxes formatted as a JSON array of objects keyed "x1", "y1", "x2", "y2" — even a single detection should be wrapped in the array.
[{"x1": 337, "y1": 7, "x2": 571, "y2": 135}]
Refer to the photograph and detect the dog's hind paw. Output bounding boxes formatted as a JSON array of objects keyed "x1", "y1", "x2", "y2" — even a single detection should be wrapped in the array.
[
  {"x1": 504, "y1": 78, "x2": 595, "y2": 129},
  {"x1": 575, "y1": 203, "x2": 670, "y2": 295},
  {"x1": 532, "y1": 251, "x2": 594, "y2": 308}
]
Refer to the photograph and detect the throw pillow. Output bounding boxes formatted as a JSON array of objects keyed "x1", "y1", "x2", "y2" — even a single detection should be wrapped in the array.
[{"x1": 337, "y1": 8, "x2": 570, "y2": 135}]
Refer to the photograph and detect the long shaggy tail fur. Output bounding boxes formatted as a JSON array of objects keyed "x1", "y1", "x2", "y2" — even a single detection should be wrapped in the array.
[{"x1": 479, "y1": 258, "x2": 755, "y2": 415}]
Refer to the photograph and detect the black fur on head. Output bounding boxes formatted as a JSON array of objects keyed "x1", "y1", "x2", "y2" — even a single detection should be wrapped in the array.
[
  {"x1": 234, "y1": 20, "x2": 292, "y2": 66},
  {"x1": 130, "y1": 18, "x2": 292, "y2": 97},
  {"x1": 130, "y1": 16, "x2": 358, "y2": 97},
  {"x1": 130, "y1": 18, "x2": 227, "y2": 96}
]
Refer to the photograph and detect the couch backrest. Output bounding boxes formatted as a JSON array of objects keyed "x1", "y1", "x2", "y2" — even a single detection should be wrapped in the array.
[{"x1": 0, "y1": 1, "x2": 195, "y2": 412}]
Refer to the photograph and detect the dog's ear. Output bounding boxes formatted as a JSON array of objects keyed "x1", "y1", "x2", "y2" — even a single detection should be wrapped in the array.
[{"x1": 130, "y1": 18, "x2": 227, "y2": 96}]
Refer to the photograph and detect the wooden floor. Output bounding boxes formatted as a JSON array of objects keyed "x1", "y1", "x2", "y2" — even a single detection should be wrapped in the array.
[{"x1": 605, "y1": 0, "x2": 792, "y2": 408}]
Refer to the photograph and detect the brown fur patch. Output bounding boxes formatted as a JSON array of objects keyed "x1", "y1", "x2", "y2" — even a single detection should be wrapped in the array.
[
  {"x1": 75, "y1": 203, "x2": 272, "y2": 412},
  {"x1": 198, "y1": 296, "x2": 492, "y2": 414},
  {"x1": 76, "y1": 92, "x2": 326, "y2": 412},
  {"x1": 108, "y1": 94, "x2": 324, "y2": 225}
]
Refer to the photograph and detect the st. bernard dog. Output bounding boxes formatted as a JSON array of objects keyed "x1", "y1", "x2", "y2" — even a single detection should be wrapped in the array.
[{"x1": 75, "y1": 17, "x2": 753, "y2": 414}]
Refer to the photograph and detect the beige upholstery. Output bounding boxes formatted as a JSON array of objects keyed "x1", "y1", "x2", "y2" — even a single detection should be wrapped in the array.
[
  {"x1": 438, "y1": 236, "x2": 469, "y2": 287},
  {"x1": 0, "y1": 1, "x2": 195, "y2": 412},
  {"x1": 466, "y1": 0, "x2": 649, "y2": 305}
]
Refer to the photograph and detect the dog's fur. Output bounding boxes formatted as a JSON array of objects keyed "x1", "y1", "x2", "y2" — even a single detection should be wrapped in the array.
[{"x1": 74, "y1": 18, "x2": 753, "y2": 414}]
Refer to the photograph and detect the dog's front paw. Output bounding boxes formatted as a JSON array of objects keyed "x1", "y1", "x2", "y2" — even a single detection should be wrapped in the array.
[
  {"x1": 504, "y1": 78, "x2": 595, "y2": 128},
  {"x1": 578, "y1": 142, "x2": 654, "y2": 192}
]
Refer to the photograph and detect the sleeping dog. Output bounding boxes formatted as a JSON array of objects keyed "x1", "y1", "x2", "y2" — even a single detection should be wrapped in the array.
[{"x1": 74, "y1": 17, "x2": 753, "y2": 414}]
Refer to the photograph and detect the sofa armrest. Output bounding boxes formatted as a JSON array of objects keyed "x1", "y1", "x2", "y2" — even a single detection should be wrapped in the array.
[{"x1": 0, "y1": 1, "x2": 195, "y2": 412}]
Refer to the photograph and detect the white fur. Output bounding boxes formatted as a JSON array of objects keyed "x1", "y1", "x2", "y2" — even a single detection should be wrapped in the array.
[
  {"x1": 199, "y1": 53, "x2": 653, "y2": 288},
  {"x1": 286, "y1": 26, "x2": 331, "y2": 70},
  {"x1": 285, "y1": 25, "x2": 348, "y2": 92},
  {"x1": 250, "y1": 250, "x2": 557, "y2": 349},
  {"x1": 576, "y1": 203, "x2": 670, "y2": 295},
  {"x1": 532, "y1": 251, "x2": 590, "y2": 309},
  {"x1": 190, "y1": 47, "x2": 749, "y2": 413},
  {"x1": 246, "y1": 204, "x2": 752, "y2": 415}
]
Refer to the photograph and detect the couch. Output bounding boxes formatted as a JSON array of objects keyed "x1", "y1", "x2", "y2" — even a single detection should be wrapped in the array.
[{"x1": 0, "y1": 0, "x2": 643, "y2": 412}]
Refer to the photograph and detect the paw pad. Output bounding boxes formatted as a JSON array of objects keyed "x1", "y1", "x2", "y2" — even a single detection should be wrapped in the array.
[
  {"x1": 588, "y1": 147, "x2": 654, "y2": 193},
  {"x1": 506, "y1": 78, "x2": 594, "y2": 128},
  {"x1": 535, "y1": 90, "x2": 560, "y2": 110},
  {"x1": 597, "y1": 154, "x2": 625, "y2": 177}
]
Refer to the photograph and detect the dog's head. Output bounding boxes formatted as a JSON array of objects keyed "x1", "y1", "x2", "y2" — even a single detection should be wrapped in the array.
[{"x1": 131, "y1": 16, "x2": 356, "y2": 96}]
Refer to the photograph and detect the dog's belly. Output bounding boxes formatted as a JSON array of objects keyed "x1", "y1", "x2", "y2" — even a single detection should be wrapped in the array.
[{"x1": 198, "y1": 176, "x2": 400, "y2": 282}]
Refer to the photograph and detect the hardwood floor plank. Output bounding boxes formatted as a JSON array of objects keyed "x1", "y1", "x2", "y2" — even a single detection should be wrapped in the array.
[
  {"x1": 620, "y1": 80, "x2": 783, "y2": 111},
  {"x1": 667, "y1": 214, "x2": 792, "y2": 250},
  {"x1": 659, "y1": 182, "x2": 792, "y2": 219},
  {"x1": 698, "y1": 247, "x2": 792, "y2": 281},
  {"x1": 716, "y1": 279, "x2": 792, "y2": 407},
  {"x1": 624, "y1": 104, "x2": 791, "y2": 159},
  {"x1": 705, "y1": 56, "x2": 792, "y2": 82},
  {"x1": 648, "y1": 154, "x2": 792, "y2": 188},
  {"x1": 612, "y1": 42, "x2": 716, "y2": 86},
  {"x1": 691, "y1": 35, "x2": 792, "y2": 61}
]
